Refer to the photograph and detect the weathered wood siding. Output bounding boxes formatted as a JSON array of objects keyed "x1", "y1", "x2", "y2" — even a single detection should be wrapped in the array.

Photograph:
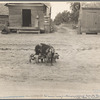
[
  {"x1": 9, "y1": 6, "x2": 22, "y2": 27},
  {"x1": 79, "y1": 8, "x2": 100, "y2": 33},
  {"x1": 0, "y1": 15, "x2": 8, "y2": 30},
  {"x1": 9, "y1": 5, "x2": 46, "y2": 30}
]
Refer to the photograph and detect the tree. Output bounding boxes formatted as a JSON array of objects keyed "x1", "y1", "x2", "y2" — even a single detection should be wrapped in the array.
[
  {"x1": 53, "y1": 2, "x2": 80, "y2": 25},
  {"x1": 54, "y1": 11, "x2": 71, "y2": 25},
  {"x1": 61, "y1": 11, "x2": 71, "y2": 23},
  {"x1": 70, "y1": 2, "x2": 80, "y2": 23},
  {"x1": 54, "y1": 12, "x2": 63, "y2": 25}
]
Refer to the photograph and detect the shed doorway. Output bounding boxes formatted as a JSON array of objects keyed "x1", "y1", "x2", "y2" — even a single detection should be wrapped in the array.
[
  {"x1": 22, "y1": 9, "x2": 31, "y2": 27},
  {"x1": 86, "y1": 12, "x2": 98, "y2": 30}
]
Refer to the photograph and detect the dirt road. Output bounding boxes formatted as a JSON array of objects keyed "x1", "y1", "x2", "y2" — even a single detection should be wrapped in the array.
[{"x1": 0, "y1": 24, "x2": 100, "y2": 99}]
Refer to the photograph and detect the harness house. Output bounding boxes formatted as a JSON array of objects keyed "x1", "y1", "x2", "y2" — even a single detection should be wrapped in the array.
[{"x1": 5, "y1": 3, "x2": 51, "y2": 33}]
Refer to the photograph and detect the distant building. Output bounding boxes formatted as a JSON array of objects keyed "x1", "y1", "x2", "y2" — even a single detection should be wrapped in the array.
[
  {"x1": 78, "y1": 3, "x2": 100, "y2": 34},
  {"x1": 0, "y1": 3, "x2": 51, "y2": 33},
  {"x1": 0, "y1": 4, "x2": 9, "y2": 30}
]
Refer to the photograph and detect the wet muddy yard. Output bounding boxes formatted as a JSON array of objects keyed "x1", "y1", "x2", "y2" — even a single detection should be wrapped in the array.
[{"x1": 0, "y1": 25, "x2": 100, "y2": 99}]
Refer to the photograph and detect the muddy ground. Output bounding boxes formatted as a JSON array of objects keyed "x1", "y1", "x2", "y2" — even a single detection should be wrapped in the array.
[{"x1": 0, "y1": 24, "x2": 100, "y2": 99}]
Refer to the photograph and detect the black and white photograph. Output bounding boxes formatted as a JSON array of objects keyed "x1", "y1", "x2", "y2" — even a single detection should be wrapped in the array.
[{"x1": 0, "y1": 1, "x2": 100, "y2": 99}]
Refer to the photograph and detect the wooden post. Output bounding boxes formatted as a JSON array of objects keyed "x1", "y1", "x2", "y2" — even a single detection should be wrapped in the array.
[
  {"x1": 82, "y1": 32, "x2": 86, "y2": 35},
  {"x1": 35, "y1": 15, "x2": 39, "y2": 28},
  {"x1": 98, "y1": 33, "x2": 100, "y2": 35},
  {"x1": 77, "y1": 20, "x2": 81, "y2": 34},
  {"x1": 17, "y1": 29, "x2": 19, "y2": 33},
  {"x1": 44, "y1": 16, "x2": 50, "y2": 33}
]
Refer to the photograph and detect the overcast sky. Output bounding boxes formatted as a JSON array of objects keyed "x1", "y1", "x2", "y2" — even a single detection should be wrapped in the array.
[{"x1": 51, "y1": 2, "x2": 71, "y2": 20}]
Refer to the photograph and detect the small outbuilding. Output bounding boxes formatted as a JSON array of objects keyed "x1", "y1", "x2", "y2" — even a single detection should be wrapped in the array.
[
  {"x1": 0, "y1": 4, "x2": 9, "y2": 30},
  {"x1": 5, "y1": 3, "x2": 51, "y2": 33},
  {"x1": 78, "y1": 3, "x2": 100, "y2": 34}
]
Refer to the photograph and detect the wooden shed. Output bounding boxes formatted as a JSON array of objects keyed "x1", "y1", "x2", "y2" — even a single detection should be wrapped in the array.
[
  {"x1": 0, "y1": 4, "x2": 9, "y2": 30},
  {"x1": 78, "y1": 3, "x2": 100, "y2": 34},
  {"x1": 5, "y1": 3, "x2": 51, "y2": 33}
]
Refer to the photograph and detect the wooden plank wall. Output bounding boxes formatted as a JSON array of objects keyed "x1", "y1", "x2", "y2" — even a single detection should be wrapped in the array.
[
  {"x1": 9, "y1": 6, "x2": 22, "y2": 27},
  {"x1": 81, "y1": 9, "x2": 100, "y2": 32},
  {"x1": 9, "y1": 6, "x2": 46, "y2": 30},
  {"x1": 0, "y1": 15, "x2": 8, "y2": 30}
]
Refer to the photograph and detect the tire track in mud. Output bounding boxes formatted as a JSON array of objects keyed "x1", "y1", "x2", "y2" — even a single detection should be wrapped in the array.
[{"x1": 0, "y1": 25, "x2": 100, "y2": 83}]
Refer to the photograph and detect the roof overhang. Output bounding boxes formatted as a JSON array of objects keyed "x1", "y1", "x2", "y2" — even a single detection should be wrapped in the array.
[
  {"x1": 81, "y1": 2, "x2": 100, "y2": 9},
  {"x1": 5, "y1": 3, "x2": 51, "y2": 8}
]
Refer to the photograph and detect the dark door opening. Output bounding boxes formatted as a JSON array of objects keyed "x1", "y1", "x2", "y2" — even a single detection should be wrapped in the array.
[{"x1": 22, "y1": 9, "x2": 31, "y2": 27}]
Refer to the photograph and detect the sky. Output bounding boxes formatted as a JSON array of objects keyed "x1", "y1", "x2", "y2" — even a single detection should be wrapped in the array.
[{"x1": 50, "y1": 2, "x2": 71, "y2": 20}]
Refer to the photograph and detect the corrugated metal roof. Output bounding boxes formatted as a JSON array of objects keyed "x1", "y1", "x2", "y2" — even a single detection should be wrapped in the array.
[
  {"x1": 0, "y1": 3, "x2": 8, "y2": 15},
  {"x1": 81, "y1": 2, "x2": 100, "y2": 8}
]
